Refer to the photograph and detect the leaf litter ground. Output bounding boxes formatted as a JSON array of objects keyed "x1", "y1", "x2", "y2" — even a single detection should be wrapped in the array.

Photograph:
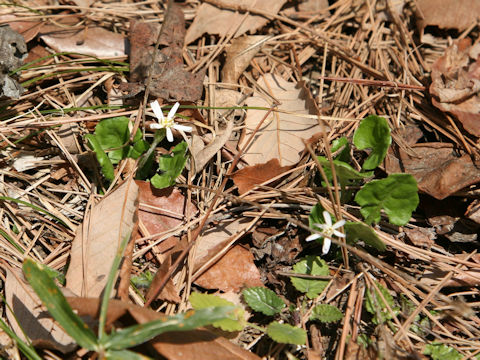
[{"x1": 1, "y1": 0, "x2": 480, "y2": 359}]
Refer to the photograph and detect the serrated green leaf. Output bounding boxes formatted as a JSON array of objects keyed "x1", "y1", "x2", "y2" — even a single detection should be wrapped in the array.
[
  {"x1": 344, "y1": 222, "x2": 385, "y2": 251},
  {"x1": 150, "y1": 141, "x2": 188, "y2": 189},
  {"x1": 22, "y1": 259, "x2": 98, "y2": 351},
  {"x1": 242, "y1": 287, "x2": 285, "y2": 316},
  {"x1": 353, "y1": 115, "x2": 391, "y2": 170},
  {"x1": 189, "y1": 293, "x2": 245, "y2": 331},
  {"x1": 310, "y1": 304, "x2": 343, "y2": 323},
  {"x1": 365, "y1": 281, "x2": 398, "y2": 324},
  {"x1": 85, "y1": 134, "x2": 115, "y2": 181},
  {"x1": 424, "y1": 343, "x2": 462, "y2": 360},
  {"x1": 266, "y1": 322, "x2": 306, "y2": 345},
  {"x1": 290, "y1": 256, "x2": 329, "y2": 299},
  {"x1": 102, "y1": 306, "x2": 236, "y2": 350},
  {"x1": 317, "y1": 156, "x2": 373, "y2": 182},
  {"x1": 354, "y1": 173, "x2": 419, "y2": 225}
]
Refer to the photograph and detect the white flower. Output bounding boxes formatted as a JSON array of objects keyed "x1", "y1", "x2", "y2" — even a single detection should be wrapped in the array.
[
  {"x1": 306, "y1": 211, "x2": 346, "y2": 255},
  {"x1": 150, "y1": 100, "x2": 192, "y2": 142}
]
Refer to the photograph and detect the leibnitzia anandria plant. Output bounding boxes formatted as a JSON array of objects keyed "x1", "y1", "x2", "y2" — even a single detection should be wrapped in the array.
[{"x1": 19, "y1": 234, "x2": 237, "y2": 359}]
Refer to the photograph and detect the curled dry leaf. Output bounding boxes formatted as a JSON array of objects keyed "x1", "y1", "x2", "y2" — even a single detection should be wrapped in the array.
[
  {"x1": 129, "y1": 4, "x2": 204, "y2": 102},
  {"x1": 385, "y1": 143, "x2": 480, "y2": 200},
  {"x1": 190, "y1": 119, "x2": 234, "y2": 174},
  {"x1": 5, "y1": 267, "x2": 76, "y2": 353},
  {"x1": 415, "y1": 0, "x2": 480, "y2": 33},
  {"x1": 185, "y1": 0, "x2": 287, "y2": 44},
  {"x1": 430, "y1": 38, "x2": 480, "y2": 137},
  {"x1": 40, "y1": 26, "x2": 125, "y2": 58},
  {"x1": 65, "y1": 180, "x2": 139, "y2": 297},
  {"x1": 222, "y1": 35, "x2": 268, "y2": 84},
  {"x1": 232, "y1": 158, "x2": 292, "y2": 194},
  {"x1": 240, "y1": 73, "x2": 324, "y2": 166}
]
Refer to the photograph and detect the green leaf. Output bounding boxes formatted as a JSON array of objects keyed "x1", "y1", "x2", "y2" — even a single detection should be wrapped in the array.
[
  {"x1": 266, "y1": 322, "x2": 306, "y2": 345},
  {"x1": 150, "y1": 141, "x2": 188, "y2": 189},
  {"x1": 365, "y1": 281, "x2": 398, "y2": 324},
  {"x1": 317, "y1": 156, "x2": 373, "y2": 182},
  {"x1": 344, "y1": 222, "x2": 385, "y2": 251},
  {"x1": 353, "y1": 115, "x2": 391, "y2": 170},
  {"x1": 85, "y1": 134, "x2": 115, "y2": 181},
  {"x1": 424, "y1": 343, "x2": 462, "y2": 360},
  {"x1": 105, "y1": 349, "x2": 153, "y2": 360},
  {"x1": 354, "y1": 173, "x2": 419, "y2": 225},
  {"x1": 242, "y1": 287, "x2": 285, "y2": 316},
  {"x1": 310, "y1": 304, "x2": 343, "y2": 323},
  {"x1": 94, "y1": 116, "x2": 147, "y2": 164},
  {"x1": 331, "y1": 136, "x2": 351, "y2": 163},
  {"x1": 189, "y1": 293, "x2": 245, "y2": 331},
  {"x1": 22, "y1": 259, "x2": 98, "y2": 351},
  {"x1": 131, "y1": 271, "x2": 153, "y2": 289},
  {"x1": 290, "y1": 256, "x2": 329, "y2": 299},
  {"x1": 102, "y1": 306, "x2": 236, "y2": 350}
]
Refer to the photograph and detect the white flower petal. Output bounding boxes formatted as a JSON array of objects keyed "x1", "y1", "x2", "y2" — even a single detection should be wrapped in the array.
[
  {"x1": 323, "y1": 211, "x2": 332, "y2": 226},
  {"x1": 150, "y1": 100, "x2": 164, "y2": 121},
  {"x1": 305, "y1": 233, "x2": 321, "y2": 242},
  {"x1": 150, "y1": 123, "x2": 162, "y2": 129},
  {"x1": 322, "y1": 238, "x2": 331, "y2": 255},
  {"x1": 332, "y1": 219, "x2": 346, "y2": 229},
  {"x1": 173, "y1": 124, "x2": 192, "y2": 132},
  {"x1": 166, "y1": 128, "x2": 174, "y2": 142},
  {"x1": 333, "y1": 230, "x2": 346, "y2": 238},
  {"x1": 167, "y1": 102, "x2": 180, "y2": 120}
]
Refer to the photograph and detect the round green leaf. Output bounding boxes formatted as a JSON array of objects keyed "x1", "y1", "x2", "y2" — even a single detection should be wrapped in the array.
[
  {"x1": 266, "y1": 322, "x2": 306, "y2": 345},
  {"x1": 310, "y1": 304, "x2": 343, "y2": 323},
  {"x1": 94, "y1": 116, "x2": 131, "y2": 164},
  {"x1": 85, "y1": 134, "x2": 115, "y2": 181},
  {"x1": 242, "y1": 287, "x2": 285, "y2": 316},
  {"x1": 344, "y1": 221, "x2": 385, "y2": 251},
  {"x1": 151, "y1": 141, "x2": 188, "y2": 189},
  {"x1": 317, "y1": 157, "x2": 373, "y2": 182},
  {"x1": 353, "y1": 115, "x2": 391, "y2": 170},
  {"x1": 290, "y1": 256, "x2": 329, "y2": 299},
  {"x1": 189, "y1": 292, "x2": 245, "y2": 331},
  {"x1": 354, "y1": 173, "x2": 419, "y2": 226}
]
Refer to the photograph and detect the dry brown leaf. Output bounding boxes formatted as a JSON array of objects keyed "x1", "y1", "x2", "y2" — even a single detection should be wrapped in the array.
[
  {"x1": 40, "y1": 26, "x2": 125, "y2": 57},
  {"x1": 129, "y1": 5, "x2": 204, "y2": 102},
  {"x1": 135, "y1": 179, "x2": 197, "y2": 239},
  {"x1": 222, "y1": 35, "x2": 267, "y2": 84},
  {"x1": 240, "y1": 73, "x2": 324, "y2": 166},
  {"x1": 429, "y1": 38, "x2": 480, "y2": 137},
  {"x1": 421, "y1": 254, "x2": 480, "y2": 287},
  {"x1": 403, "y1": 227, "x2": 435, "y2": 248},
  {"x1": 5, "y1": 267, "x2": 76, "y2": 353},
  {"x1": 415, "y1": 0, "x2": 480, "y2": 32},
  {"x1": 385, "y1": 143, "x2": 480, "y2": 200},
  {"x1": 190, "y1": 120, "x2": 234, "y2": 174},
  {"x1": 193, "y1": 218, "x2": 253, "y2": 273},
  {"x1": 232, "y1": 158, "x2": 292, "y2": 194},
  {"x1": 67, "y1": 297, "x2": 260, "y2": 360},
  {"x1": 0, "y1": 15, "x2": 42, "y2": 42},
  {"x1": 65, "y1": 180, "x2": 139, "y2": 297},
  {"x1": 195, "y1": 245, "x2": 263, "y2": 292},
  {"x1": 185, "y1": 0, "x2": 287, "y2": 44},
  {"x1": 145, "y1": 254, "x2": 182, "y2": 304}
]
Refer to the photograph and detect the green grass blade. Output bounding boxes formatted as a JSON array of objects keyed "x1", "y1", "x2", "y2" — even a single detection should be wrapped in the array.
[
  {"x1": 22, "y1": 259, "x2": 98, "y2": 351},
  {"x1": 0, "y1": 317, "x2": 42, "y2": 360},
  {"x1": 0, "y1": 228, "x2": 24, "y2": 254},
  {"x1": 0, "y1": 196, "x2": 67, "y2": 226},
  {"x1": 98, "y1": 232, "x2": 131, "y2": 341},
  {"x1": 101, "y1": 306, "x2": 235, "y2": 350}
]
